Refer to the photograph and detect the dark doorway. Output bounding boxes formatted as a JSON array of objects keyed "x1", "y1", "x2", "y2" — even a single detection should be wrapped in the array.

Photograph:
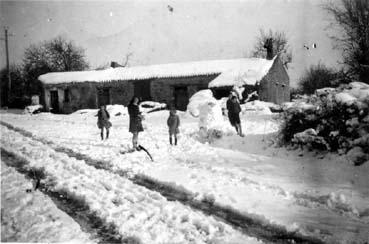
[
  {"x1": 50, "y1": 90, "x2": 59, "y2": 113},
  {"x1": 97, "y1": 88, "x2": 110, "y2": 106},
  {"x1": 134, "y1": 80, "x2": 151, "y2": 101},
  {"x1": 174, "y1": 87, "x2": 189, "y2": 111}
]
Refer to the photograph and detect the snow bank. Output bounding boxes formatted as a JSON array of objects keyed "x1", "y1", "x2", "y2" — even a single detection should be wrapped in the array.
[
  {"x1": 335, "y1": 92, "x2": 357, "y2": 105},
  {"x1": 23, "y1": 105, "x2": 43, "y2": 114},
  {"x1": 241, "y1": 101, "x2": 273, "y2": 115},
  {"x1": 139, "y1": 101, "x2": 167, "y2": 114},
  {"x1": 334, "y1": 82, "x2": 369, "y2": 105},
  {"x1": 315, "y1": 87, "x2": 336, "y2": 96},
  {"x1": 106, "y1": 104, "x2": 127, "y2": 116}
]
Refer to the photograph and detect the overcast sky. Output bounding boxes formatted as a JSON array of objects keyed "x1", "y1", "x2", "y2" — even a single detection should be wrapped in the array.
[{"x1": 0, "y1": 0, "x2": 342, "y2": 86}]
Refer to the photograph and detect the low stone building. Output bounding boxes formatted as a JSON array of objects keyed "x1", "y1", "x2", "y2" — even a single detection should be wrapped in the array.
[{"x1": 38, "y1": 55, "x2": 289, "y2": 113}]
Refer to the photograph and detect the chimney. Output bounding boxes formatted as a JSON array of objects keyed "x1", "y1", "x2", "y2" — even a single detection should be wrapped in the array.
[
  {"x1": 110, "y1": 61, "x2": 123, "y2": 68},
  {"x1": 263, "y1": 38, "x2": 274, "y2": 60}
]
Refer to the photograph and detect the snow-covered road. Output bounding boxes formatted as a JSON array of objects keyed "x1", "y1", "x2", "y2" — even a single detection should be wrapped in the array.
[
  {"x1": 1, "y1": 155, "x2": 95, "y2": 243},
  {"x1": 1, "y1": 110, "x2": 368, "y2": 243},
  {"x1": 1, "y1": 123, "x2": 260, "y2": 244}
]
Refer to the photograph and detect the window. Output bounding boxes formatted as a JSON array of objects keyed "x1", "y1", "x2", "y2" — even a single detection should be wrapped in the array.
[{"x1": 64, "y1": 89, "x2": 70, "y2": 102}]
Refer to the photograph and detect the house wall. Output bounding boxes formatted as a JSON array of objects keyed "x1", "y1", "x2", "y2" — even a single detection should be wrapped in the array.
[
  {"x1": 258, "y1": 56, "x2": 290, "y2": 104},
  {"x1": 96, "y1": 80, "x2": 133, "y2": 106},
  {"x1": 151, "y1": 74, "x2": 218, "y2": 106},
  {"x1": 44, "y1": 82, "x2": 98, "y2": 113},
  {"x1": 42, "y1": 74, "x2": 216, "y2": 113}
]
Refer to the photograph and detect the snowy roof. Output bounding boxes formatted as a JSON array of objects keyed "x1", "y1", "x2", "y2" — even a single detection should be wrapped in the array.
[{"x1": 38, "y1": 57, "x2": 276, "y2": 87}]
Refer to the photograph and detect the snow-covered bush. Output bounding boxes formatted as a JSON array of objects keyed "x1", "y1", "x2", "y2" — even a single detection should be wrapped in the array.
[
  {"x1": 280, "y1": 82, "x2": 369, "y2": 165},
  {"x1": 24, "y1": 105, "x2": 43, "y2": 114},
  {"x1": 241, "y1": 100, "x2": 275, "y2": 116}
]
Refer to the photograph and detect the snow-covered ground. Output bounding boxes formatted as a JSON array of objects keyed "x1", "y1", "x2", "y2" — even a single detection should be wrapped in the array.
[
  {"x1": 1, "y1": 107, "x2": 369, "y2": 243},
  {"x1": 0, "y1": 121, "x2": 259, "y2": 244},
  {"x1": 1, "y1": 160, "x2": 95, "y2": 243}
]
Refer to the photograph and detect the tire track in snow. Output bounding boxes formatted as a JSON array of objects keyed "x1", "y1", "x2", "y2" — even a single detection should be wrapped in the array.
[
  {"x1": 1, "y1": 149, "x2": 126, "y2": 244},
  {"x1": 0, "y1": 120, "x2": 324, "y2": 244}
]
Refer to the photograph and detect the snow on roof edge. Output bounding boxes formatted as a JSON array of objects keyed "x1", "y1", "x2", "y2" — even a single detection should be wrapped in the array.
[
  {"x1": 208, "y1": 55, "x2": 277, "y2": 88},
  {"x1": 39, "y1": 57, "x2": 276, "y2": 86}
]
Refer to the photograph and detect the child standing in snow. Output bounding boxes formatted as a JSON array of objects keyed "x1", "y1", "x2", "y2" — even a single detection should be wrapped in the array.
[
  {"x1": 226, "y1": 94, "x2": 244, "y2": 137},
  {"x1": 128, "y1": 96, "x2": 144, "y2": 149},
  {"x1": 97, "y1": 105, "x2": 112, "y2": 140},
  {"x1": 167, "y1": 108, "x2": 180, "y2": 145}
]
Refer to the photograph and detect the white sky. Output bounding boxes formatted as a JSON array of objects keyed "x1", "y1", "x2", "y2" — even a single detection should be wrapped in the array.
[{"x1": 0, "y1": 0, "x2": 342, "y2": 86}]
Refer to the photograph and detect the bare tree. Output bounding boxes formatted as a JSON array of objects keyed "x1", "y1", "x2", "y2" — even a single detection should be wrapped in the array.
[
  {"x1": 0, "y1": 64, "x2": 27, "y2": 107},
  {"x1": 121, "y1": 52, "x2": 133, "y2": 67},
  {"x1": 298, "y1": 63, "x2": 339, "y2": 95},
  {"x1": 23, "y1": 36, "x2": 89, "y2": 95},
  {"x1": 324, "y1": 0, "x2": 369, "y2": 83},
  {"x1": 251, "y1": 28, "x2": 292, "y2": 68}
]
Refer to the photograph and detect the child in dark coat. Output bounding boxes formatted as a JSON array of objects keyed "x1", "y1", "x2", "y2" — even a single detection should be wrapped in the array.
[
  {"x1": 226, "y1": 94, "x2": 244, "y2": 137},
  {"x1": 167, "y1": 108, "x2": 180, "y2": 145},
  {"x1": 128, "y1": 97, "x2": 144, "y2": 149},
  {"x1": 97, "y1": 105, "x2": 112, "y2": 140}
]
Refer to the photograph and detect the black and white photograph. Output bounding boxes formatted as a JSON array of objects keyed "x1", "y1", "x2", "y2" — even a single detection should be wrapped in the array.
[{"x1": 0, "y1": 0, "x2": 368, "y2": 243}]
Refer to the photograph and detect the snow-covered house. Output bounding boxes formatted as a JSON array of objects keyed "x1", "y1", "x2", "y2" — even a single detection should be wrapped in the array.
[{"x1": 38, "y1": 55, "x2": 289, "y2": 113}]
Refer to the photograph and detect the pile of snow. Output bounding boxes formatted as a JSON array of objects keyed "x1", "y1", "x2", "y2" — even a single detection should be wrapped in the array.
[
  {"x1": 106, "y1": 104, "x2": 127, "y2": 116},
  {"x1": 282, "y1": 100, "x2": 316, "y2": 111},
  {"x1": 187, "y1": 89, "x2": 218, "y2": 117},
  {"x1": 335, "y1": 92, "x2": 357, "y2": 105},
  {"x1": 315, "y1": 87, "x2": 336, "y2": 96},
  {"x1": 139, "y1": 101, "x2": 167, "y2": 114},
  {"x1": 315, "y1": 82, "x2": 369, "y2": 106},
  {"x1": 292, "y1": 128, "x2": 330, "y2": 150},
  {"x1": 241, "y1": 101, "x2": 274, "y2": 116},
  {"x1": 23, "y1": 104, "x2": 43, "y2": 114}
]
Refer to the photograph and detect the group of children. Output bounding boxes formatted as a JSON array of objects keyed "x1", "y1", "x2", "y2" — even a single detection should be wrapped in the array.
[
  {"x1": 97, "y1": 98, "x2": 180, "y2": 149},
  {"x1": 98, "y1": 92, "x2": 243, "y2": 149}
]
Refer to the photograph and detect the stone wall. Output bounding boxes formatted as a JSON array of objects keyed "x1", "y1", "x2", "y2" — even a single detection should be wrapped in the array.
[
  {"x1": 44, "y1": 82, "x2": 98, "y2": 113},
  {"x1": 259, "y1": 56, "x2": 290, "y2": 104},
  {"x1": 98, "y1": 80, "x2": 133, "y2": 106},
  {"x1": 151, "y1": 75, "x2": 218, "y2": 105}
]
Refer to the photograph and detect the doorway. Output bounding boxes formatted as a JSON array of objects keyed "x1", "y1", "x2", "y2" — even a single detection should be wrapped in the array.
[
  {"x1": 134, "y1": 80, "x2": 151, "y2": 101},
  {"x1": 97, "y1": 88, "x2": 110, "y2": 106},
  {"x1": 174, "y1": 86, "x2": 189, "y2": 111},
  {"x1": 50, "y1": 90, "x2": 59, "y2": 113}
]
